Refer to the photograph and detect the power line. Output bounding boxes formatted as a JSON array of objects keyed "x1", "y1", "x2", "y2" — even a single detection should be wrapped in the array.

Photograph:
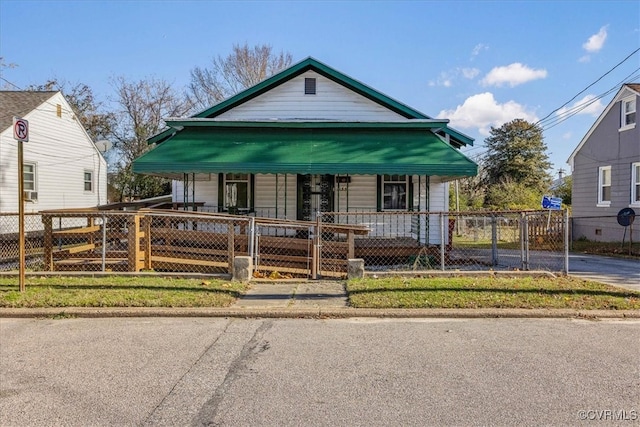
[
  {"x1": 534, "y1": 47, "x2": 640, "y2": 127},
  {"x1": 539, "y1": 68, "x2": 640, "y2": 131}
]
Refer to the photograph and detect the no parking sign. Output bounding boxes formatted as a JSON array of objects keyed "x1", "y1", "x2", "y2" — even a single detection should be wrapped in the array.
[{"x1": 13, "y1": 116, "x2": 29, "y2": 142}]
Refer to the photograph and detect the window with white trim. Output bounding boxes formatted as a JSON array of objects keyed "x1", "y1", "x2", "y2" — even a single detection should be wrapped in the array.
[
  {"x1": 84, "y1": 171, "x2": 94, "y2": 192},
  {"x1": 597, "y1": 166, "x2": 611, "y2": 206},
  {"x1": 224, "y1": 173, "x2": 250, "y2": 211},
  {"x1": 621, "y1": 97, "x2": 636, "y2": 129},
  {"x1": 382, "y1": 174, "x2": 408, "y2": 210},
  {"x1": 632, "y1": 162, "x2": 640, "y2": 206},
  {"x1": 23, "y1": 162, "x2": 36, "y2": 191}
]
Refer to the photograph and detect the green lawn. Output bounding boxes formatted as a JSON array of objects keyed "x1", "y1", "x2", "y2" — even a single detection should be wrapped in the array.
[
  {"x1": 347, "y1": 276, "x2": 640, "y2": 310},
  {"x1": 0, "y1": 276, "x2": 247, "y2": 308},
  {"x1": 2, "y1": 275, "x2": 638, "y2": 310}
]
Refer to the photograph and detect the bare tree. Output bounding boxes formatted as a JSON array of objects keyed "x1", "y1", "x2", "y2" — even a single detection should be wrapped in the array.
[
  {"x1": 187, "y1": 43, "x2": 293, "y2": 112},
  {"x1": 110, "y1": 76, "x2": 189, "y2": 201}
]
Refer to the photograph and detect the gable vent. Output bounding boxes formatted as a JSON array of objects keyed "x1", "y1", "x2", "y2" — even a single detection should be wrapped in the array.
[{"x1": 304, "y1": 78, "x2": 316, "y2": 95}]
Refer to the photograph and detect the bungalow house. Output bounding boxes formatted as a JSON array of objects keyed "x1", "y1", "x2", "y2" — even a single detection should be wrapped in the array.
[
  {"x1": 0, "y1": 91, "x2": 108, "y2": 213},
  {"x1": 133, "y1": 58, "x2": 477, "y2": 245},
  {"x1": 567, "y1": 83, "x2": 639, "y2": 242}
]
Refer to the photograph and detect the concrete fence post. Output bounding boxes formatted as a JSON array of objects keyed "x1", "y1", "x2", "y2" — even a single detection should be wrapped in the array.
[
  {"x1": 233, "y1": 256, "x2": 253, "y2": 282},
  {"x1": 347, "y1": 258, "x2": 365, "y2": 279}
]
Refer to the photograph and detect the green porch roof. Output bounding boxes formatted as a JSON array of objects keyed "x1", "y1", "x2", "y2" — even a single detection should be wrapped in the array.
[{"x1": 133, "y1": 127, "x2": 477, "y2": 178}]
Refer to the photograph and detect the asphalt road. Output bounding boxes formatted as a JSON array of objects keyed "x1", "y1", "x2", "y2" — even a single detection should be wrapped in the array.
[{"x1": 1, "y1": 317, "x2": 638, "y2": 426}]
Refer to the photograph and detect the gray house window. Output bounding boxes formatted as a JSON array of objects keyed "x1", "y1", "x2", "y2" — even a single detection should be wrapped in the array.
[
  {"x1": 621, "y1": 97, "x2": 636, "y2": 129},
  {"x1": 597, "y1": 166, "x2": 611, "y2": 206},
  {"x1": 632, "y1": 162, "x2": 640, "y2": 206}
]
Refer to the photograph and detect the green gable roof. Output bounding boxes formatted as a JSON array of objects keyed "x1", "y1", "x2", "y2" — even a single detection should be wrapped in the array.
[
  {"x1": 195, "y1": 57, "x2": 430, "y2": 120},
  {"x1": 144, "y1": 57, "x2": 473, "y2": 147}
]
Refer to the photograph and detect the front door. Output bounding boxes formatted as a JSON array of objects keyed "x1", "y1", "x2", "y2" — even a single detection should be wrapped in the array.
[{"x1": 297, "y1": 174, "x2": 334, "y2": 221}]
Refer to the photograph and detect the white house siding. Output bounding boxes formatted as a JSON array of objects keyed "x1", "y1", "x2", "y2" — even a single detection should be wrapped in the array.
[
  {"x1": 335, "y1": 175, "x2": 377, "y2": 213},
  {"x1": 216, "y1": 71, "x2": 408, "y2": 121},
  {"x1": 0, "y1": 92, "x2": 107, "y2": 215},
  {"x1": 254, "y1": 174, "x2": 297, "y2": 219},
  {"x1": 172, "y1": 176, "x2": 217, "y2": 210},
  {"x1": 428, "y1": 178, "x2": 449, "y2": 245}
]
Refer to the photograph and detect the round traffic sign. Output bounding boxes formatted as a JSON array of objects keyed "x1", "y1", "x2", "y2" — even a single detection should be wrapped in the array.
[{"x1": 617, "y1": 208, "x2": 636, "y2": 227}]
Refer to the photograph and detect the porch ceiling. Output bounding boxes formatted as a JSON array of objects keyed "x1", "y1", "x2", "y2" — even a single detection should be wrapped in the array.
[{"x1": 133, "y1": 127, "x2": 477, "y2": 178}]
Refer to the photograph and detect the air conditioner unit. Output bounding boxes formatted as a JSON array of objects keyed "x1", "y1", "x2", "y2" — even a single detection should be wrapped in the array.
[{"x1": 23, "y1": 191, "x2": 38, "y2": 202}]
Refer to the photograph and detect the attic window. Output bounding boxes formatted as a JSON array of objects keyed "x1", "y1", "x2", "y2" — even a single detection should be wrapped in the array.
[
  {"x1": 621, "y1": 97, "x2": 636, "y2": 129},
  {"x1": 304, "y1": 78, "x2": 316, "y2": 95},
  {"x1": 56, "y1": 104, "x2": 62, "y2": 118}
]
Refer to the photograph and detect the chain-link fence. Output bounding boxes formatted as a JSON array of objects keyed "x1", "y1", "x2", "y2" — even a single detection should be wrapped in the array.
[
  {"x1": 1, "y1": 209, "x2": 569, "y2": 280},
  {"x1": 321, "y1": 210, "x2": 568, "y2": 274},
  {"x1": 0, "y1": 213, "x2": 46, "y2": 271}
]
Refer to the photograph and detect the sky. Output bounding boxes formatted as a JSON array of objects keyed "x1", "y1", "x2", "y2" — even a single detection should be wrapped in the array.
[{"x1": 1, "y1": 0, "x2": 639, "y2": 176}]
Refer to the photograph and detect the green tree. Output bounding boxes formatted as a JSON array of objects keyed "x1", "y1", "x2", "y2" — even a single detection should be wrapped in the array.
[
  {"x1": 484, "y1": 177, "x2": 542, "y2": 210},
  {"x1": 187, "y1": 43, "x2": 293, "y2": 112},
  {"x1": 110, "y1": 76, "x2": 190, "y2": 201},
  {"x1": 482, "y1": 119, "x2": 552, "y2": 208}
]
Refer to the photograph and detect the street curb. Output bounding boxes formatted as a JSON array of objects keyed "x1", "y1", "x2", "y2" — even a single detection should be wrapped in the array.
[{"x1": 1, "y1": 307, "x2": 638, "y2": 319}]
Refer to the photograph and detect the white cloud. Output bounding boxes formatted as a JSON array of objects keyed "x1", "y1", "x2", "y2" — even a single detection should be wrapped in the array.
[
  {"x1": 583, "y1": 26, "x2": 608, "y2": 53},
  {"x1": 428, "y1": 71, "x2": 453, "y2": 87},
  {"x1": 556, "y1": 94, "x2": 605, "y2": 118},
  {"x1": 562, "y1": 132, "x2": 572, "y2": 140},
  {"x1": 437, "y1": 92, "x2": 538, "y2": 136},
  {"x1": 578, "y1": 55, "x2": 591, "y2": 63},
  {"x1": 471, "y1": 43, "x2": 489, "y2": 57},
  {"x1": 461, "y1": 68, "x2": 480, "y2": 79},
  {"x1": 429, "y1": 68, "x2": 480, "y2": 87},
  {"x1": 481, "y1": 63, "x2": 548, "y2": 87}
]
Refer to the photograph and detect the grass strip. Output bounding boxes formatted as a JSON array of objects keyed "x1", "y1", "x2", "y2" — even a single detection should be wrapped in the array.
[
  {"x1": 0, "y1": 276, "x2": 247, "y2": 308},
  {"x1": 347, "y1": 276, "x2": 640, "y2": 310}
]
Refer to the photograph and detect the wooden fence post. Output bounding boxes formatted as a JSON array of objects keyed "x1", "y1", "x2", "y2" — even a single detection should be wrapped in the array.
[
  {"x1": 42, "y1": 215, "x2": 53, "y2": 271},
  {"x1": 143, "y1": 216, "x2": 152, "y2": 270},
  {"x1": 127, "y1": 214, "x2": 141, "y2": 272},
  {"x1": 227, "y1": 220, "x2": 235, "y2": 274}
]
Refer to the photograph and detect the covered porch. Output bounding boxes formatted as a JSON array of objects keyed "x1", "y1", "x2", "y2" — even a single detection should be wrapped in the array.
[{"x1": 133, "y1": 120, "x2": 476, "y2": 239}]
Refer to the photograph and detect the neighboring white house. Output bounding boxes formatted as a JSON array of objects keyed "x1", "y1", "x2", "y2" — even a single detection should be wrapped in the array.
[{"x1": 0, "y1": 91, "x2": 107, "y2": 213}]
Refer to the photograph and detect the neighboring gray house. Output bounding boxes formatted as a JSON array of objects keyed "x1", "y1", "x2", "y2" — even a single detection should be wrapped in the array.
[{"x1": 567, "y1": 83, "x2": 639, "y2": 242}]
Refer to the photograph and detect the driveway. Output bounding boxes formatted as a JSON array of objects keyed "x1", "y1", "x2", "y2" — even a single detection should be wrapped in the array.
[{"x1": 569, "y1": 253, "x2": 640, "y2": 291}]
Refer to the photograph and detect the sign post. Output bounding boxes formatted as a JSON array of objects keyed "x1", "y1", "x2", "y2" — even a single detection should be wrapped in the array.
[{"x1": 13, "y1": 117, "x2": 29, "y2": 292}]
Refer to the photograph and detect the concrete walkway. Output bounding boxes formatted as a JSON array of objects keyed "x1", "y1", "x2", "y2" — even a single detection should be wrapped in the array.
[{"x1": 232, "y1": 281, "x2": 348, "y2": 309}]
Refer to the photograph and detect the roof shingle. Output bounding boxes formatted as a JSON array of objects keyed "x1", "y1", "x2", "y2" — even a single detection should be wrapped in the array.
[{"x1": 0, "y1": 91, "x2": 57, "y2": 132}]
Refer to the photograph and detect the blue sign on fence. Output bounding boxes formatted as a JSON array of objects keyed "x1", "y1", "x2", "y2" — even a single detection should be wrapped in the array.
[{"x1": 542, "y1": 196, "x2": 562, "y2": 210}]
